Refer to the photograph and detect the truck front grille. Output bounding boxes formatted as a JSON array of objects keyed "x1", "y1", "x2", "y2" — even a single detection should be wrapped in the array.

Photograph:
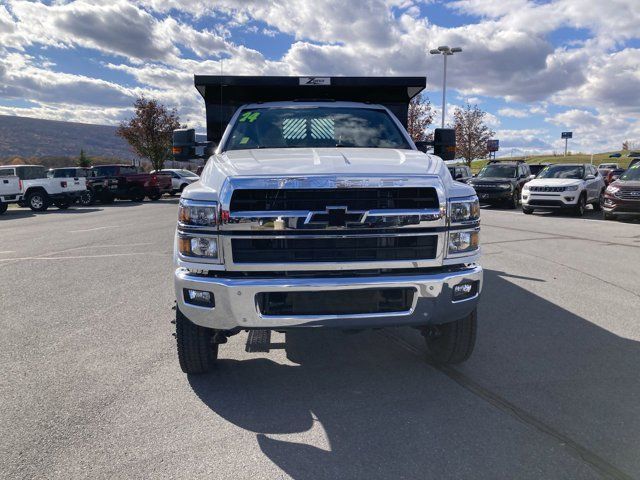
[
  {"x1": 615, "y1": 188, "x2": 640, "y2": 200},
  {"x1": 231, "y1": 235, "x2": 438, "y2": 263},
  {"x1": 257, "y1": 288, "x2": 415, "y2": 316},
  {"x1": 229, "y1": 188, "x2": 439, "y2": 212},
  {"x1": 529, "y1": 186, "x2": 566, "y2": 192}
]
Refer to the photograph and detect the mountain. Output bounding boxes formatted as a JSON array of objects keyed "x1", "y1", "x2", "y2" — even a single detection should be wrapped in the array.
[{"x1": 0, "y1": 115, "x2": 136, "y2": 160}]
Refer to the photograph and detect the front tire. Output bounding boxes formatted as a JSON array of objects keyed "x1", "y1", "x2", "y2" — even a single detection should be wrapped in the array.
[
  {"x1": 522, "y1": 206, "x2": 534, "y2": 215},
  {"x1": 603, "y1": 211, "x2": 616, "y2": 221},
  {"x1": 508, "y1": 189, "x2": 519, "y2": 209},
  {"x1": 423, "y1": 308, "x2": 477, "y2": 365},
  {"x1": 26, "y1": 191, "x2": 49, "y2": 212},
  {"x1": 80, "y1": 190, "x2": 94, "y2": 206},
  {"x1": 0, "y1": 202, "x2": 7, "y2": 214},
  {"x1": 573, "y1": 193, "x2": 586, "y2": 217},
  {"x1": 593, "y1": 190, "x2": 604, "y2": 212},
  {"x1": 176, "y1": 309, "x2": 218, "y2": 374},
  {"x1": 148, "y1": 193, "x2": 162, "y2": 201}
]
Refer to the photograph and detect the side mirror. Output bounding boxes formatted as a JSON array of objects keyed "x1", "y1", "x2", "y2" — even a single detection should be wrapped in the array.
[
  {"x1": 528, "y1": 174, "x2": 536, "y2": 181},
  {"x1": 173, "y1": 128, "x2": 196, "y2": 162},
  {"x1": 585, "y1": 174, "x2": 596, "y2": 180},
  {"x1": 414, "y1": 141, "x2": 429, "y2": 153},
  {"x1": 433, "y1": 128, "x2": 456, "y2": 161}
]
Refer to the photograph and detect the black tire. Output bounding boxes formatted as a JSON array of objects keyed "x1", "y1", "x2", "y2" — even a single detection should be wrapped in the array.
[
  {"x1": 573, "y1": 193, "x2": 586, "y2": 217},
  {"x1": 180, "y1": 183, "x2": 188, "y2": 193},
  {"x1": 54, "y1": 201, "x2": 71, "y2": 210},
  {"x1": 176, "y1": 309, "x2": 218, "y2": 374},
  {"x1": 424, "y1": 308, "x2": 477, "y2": 365},
  {"x1": 79, "y1": 190, "x2": 94, "y2": 206},
  {"x1": 148, "y1": 193, "x2": 162, "y2": 201},
  {"x1": 129, "y1": 187, "x2": 145, "y2": 202},
  {"x1": 508, "y1": 189, "x2": 519, "y2": 209},
  {"x1": 603, "y1": 211, "x2": 616, "y2": 221},
  {"x1": 592, "y1": 190, "x2": 604, "y2": 212},
  {"x1": 26, "y1": 191, "x2": 49, "y2": 212},
  {"x1": 522, "y1": 207, "x2": 534, "y2": 215},
  {"x1": 0, "y1": 202, "x2": 7, "y2": 214}
]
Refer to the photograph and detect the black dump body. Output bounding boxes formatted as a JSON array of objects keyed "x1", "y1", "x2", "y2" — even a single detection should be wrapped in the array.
[{"x1": 194, "y1": 76, "x2": 426, "y2": 144}]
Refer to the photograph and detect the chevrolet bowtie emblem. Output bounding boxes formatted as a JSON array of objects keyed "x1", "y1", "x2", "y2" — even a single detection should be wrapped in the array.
[{"x1": 305, "y1": 206, "x2": 364, "y2": 227}]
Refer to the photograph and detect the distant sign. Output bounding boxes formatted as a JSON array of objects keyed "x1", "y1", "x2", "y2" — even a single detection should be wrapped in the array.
[
  {"x1": 487, "y1": 139, "x2": 500, "y2": 152},
  {"x1": 561, "y1": 132, "x2": 573, "y2": 139}
]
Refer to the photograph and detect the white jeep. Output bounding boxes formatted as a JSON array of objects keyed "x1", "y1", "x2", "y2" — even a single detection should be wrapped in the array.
[
  {"x1": 522, "y1": 163, "x2": 606, "y2": 216},
  {"x1": 0, "y1": 165, "x2": 87, "y2": 211},
  {"x1": 0, "y1": 175, "x2": 23, "y2": 215},
  {"x1": 171, "y1": 76, "x2": 482, "y2": 374}
]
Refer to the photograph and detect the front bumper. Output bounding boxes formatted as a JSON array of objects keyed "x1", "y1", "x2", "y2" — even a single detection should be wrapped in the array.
[
  {"x1": 175, "y1": 265, "x2": 482, "y2": 330},
  {"x1": 521, "y1": 192, "x2": 579, "y2": 208},
  {"x1": 474, "y1": 189, "x2": 513, "y2": 202},
  {"x1": 603, "y1": 195, "x2": 640, "y2": 215}
]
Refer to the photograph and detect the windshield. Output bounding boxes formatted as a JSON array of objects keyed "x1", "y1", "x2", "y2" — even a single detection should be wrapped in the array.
[
  {"x1": 178, "y1": 170, "x2": 198, "y2": 177},
  {"x1": 477, "y1": 164, "x2": 516, "y2": 178},
  {"x1": 620, "y1": 165, "x2": 640, "y2": 181},
  {"x1": 538, "y1": 165, "x2": 584, "y2": 179},
  {"x1": 225, "y1": 106, "x2": 411, "y2": 151},
  {"x1": 599, "y1": 164, "x2": 616, "y2": 169}
]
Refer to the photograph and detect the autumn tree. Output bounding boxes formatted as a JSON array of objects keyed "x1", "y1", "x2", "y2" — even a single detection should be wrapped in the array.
[
  {"x1": 453, "y1": 104, "x2": 495, "y2": 166},
  {"x1": 116, "y1": 97, "x2": 181, "y2": 172},
  {"x1": 77, "y1": 149, "x2": 91, "y2": 167},
  {"x1": 622, "y1": 140, "x2": 629, "y2": 151},
  {"x1": 407, "y1": 94, "x2": 434, "y2": 142}
]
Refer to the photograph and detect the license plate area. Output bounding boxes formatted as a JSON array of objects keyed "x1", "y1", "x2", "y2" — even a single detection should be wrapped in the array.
[{"x1": 256, "y1": 288, "x2": 415, "y2": 316}]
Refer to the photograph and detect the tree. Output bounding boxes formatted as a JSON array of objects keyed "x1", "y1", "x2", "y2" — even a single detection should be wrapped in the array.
[
  {"x1": 453, "y1": 104, "x2": 495, "y2": 166},
  {"x1": 622, "y1": 140, "x2": 629, "y2": 151},
  {"x1": 10, "y1": 157, "x2": 25, "y2": 165},
  {"x1": 77, "y1": 149, "x2": 91, "y2": 167},
  {"x1": 406, "y1": 94, "x2": 434, "y2": 142},
  {"x1": 116, "y1": 96, "x2": 181, "y2": 172}
]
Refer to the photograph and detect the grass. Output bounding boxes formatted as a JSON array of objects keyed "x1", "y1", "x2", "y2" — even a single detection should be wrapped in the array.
[{"x1": 468, "y1": 151, "x2": 635, "y2": 174}]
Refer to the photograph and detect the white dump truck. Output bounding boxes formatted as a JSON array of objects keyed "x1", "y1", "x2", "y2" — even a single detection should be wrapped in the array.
[{"x1": 171, "y1": 76, "x2": 482, "y2": 374}]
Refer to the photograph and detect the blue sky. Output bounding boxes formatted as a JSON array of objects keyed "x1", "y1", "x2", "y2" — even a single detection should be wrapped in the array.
[{"x1": 1, "y1": 0, "x2": 639, "y2": 156}]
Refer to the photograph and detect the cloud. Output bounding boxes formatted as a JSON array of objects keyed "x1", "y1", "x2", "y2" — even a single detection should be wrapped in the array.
[{"x1": 498, "y1": 107, "x2": 529, "y2": 118}]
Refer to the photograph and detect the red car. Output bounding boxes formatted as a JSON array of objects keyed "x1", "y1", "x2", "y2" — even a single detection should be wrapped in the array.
[
  {"x1": 603, "y1": 164, "x2": 640, "y2": 220},
  {"x1": 91, "y1": 165, "x2": 172, "y2": 202}
]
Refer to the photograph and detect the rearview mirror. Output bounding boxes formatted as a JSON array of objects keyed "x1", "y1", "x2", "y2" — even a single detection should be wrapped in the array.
[
  {"x1": 433, "y1": 128, "x2": 456, "y2": 161},
  {"x1": 173, "y1": 128, "x2": 196, "y2": 162}
]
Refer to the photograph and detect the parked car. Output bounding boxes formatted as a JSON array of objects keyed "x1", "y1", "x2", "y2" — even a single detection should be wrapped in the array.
[
  {"x1": 0, "y1": 165, "x2": 86, "y2": 211},
  {"x1": 0, "y1": 175, "x2": 23, "y2": 215},
  {"x1": 602, "y1": 163, "x2": 640, "y2": 220},
  {"x1": 528, "y1": 163, "x2": 551, "y2": 177},
  {"x1": 467, "y1": 160, "x2": 531, "y2": 208},
  {"x1": 627, "y1": 152, "x2": 640, "y2": 158},
  {"x1": 521, "y1": 163, "x2": 605, "y2": 216},
  {"x1": 151, "y1": 169, "x2": 199, "y2": 195},
  {"x1": 47, "y1": 167, "x2": 110, "y2": 205},
  {"x1": 447, "y1": 164, "x2": 472, "y2": 183},
  {"x1": 629, "y1": 158, "x2": 640, "y2": 169},
  {"x1": 91, "y1": 165, "x2": 172, "y2": 202},
  {"x1": 609, "y1": 153, "x2": 622, "y2": 158}
]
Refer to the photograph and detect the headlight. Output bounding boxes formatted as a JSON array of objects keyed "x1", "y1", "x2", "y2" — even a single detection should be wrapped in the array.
[
  {"x1": 449, "y1": 198, "x2": 480, "y2": 223},
  {"x1": 522, "y1": 183, "x2": 529, "y2": 191},
  {"x1": 178, "y1": 199, "x2": 218, "y2": 227},
  {"x1": 565, "y1": 185, "x2": 579, "y2": 191},
  {"x1": 499, "y1": 183, "x2": 512, "y2": 190},
  {"x1": 178, "y1": 235, "x2": 219, "y2": 259},
  {"x1": 448, "y1": 230, "x2": 480, "y2": 255},
  {"x1": 606, "y1": 185, "x2": 619, "y2": 194}
]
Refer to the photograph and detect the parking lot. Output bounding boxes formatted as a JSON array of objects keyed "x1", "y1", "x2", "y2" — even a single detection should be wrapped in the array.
[{"x1": 1, "y1": 201, "x2": 639, "y2": 480}]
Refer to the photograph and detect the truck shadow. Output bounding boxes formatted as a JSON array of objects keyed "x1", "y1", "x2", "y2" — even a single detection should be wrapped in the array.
[{"x1": 188, "y1": 269, "x2": 640, "y2": 479}]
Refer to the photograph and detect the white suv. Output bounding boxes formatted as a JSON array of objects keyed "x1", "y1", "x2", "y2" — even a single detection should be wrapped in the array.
[
  {"x1": 521, "y1": 163, "x2": 605, "y2": 216},
  {"x1": 151, "y1": 169, "x2": 199, "y2": 195}
]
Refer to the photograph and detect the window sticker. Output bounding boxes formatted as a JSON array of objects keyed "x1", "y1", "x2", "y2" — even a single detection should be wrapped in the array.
[
  {"x1": 239, "y1": 111, "x2": 260, "y2": 123},
  {"x1": 239, "y1": 136, "x2": 250, "y2": 144},
  {"x1": 283, "y1": 118, "x2": 307, "y2": 139}
]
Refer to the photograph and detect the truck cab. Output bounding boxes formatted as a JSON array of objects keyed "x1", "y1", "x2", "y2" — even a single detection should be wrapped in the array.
[{"x1": 171, "y1": 76, "x2": 482, "y2": 374}]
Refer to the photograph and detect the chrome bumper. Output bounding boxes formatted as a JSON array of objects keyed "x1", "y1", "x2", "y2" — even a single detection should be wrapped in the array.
[{"x1": 175, "y1": 265, "x2": 482, "y2": 330}]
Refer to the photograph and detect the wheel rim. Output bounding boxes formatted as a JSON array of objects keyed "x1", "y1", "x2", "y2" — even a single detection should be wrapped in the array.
[
  {"x1": 31, "y1": 195, "x2": 43, "y2": 209},
  {"x1": 579, "y1": 197, "x2": 585, "y2": 214}
]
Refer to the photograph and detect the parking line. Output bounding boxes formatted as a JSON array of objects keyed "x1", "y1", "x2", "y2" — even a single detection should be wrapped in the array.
[{"x1": 69, "y1": 226, "x2": 120, "y2": 233}]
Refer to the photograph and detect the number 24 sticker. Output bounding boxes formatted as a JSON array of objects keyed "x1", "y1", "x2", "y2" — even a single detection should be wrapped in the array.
[{"x1": 239, "y1": 112, "x2": 260, "y2": 122}]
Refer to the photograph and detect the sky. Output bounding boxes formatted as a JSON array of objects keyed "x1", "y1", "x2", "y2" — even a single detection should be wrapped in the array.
[{"x1": 0, "y1": 0, "x2": 639, "y2": 156}]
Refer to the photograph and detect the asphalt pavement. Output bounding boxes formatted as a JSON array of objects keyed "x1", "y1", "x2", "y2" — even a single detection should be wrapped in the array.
[{"x1": 1, "y1": 200, "x2": 639, "y2": 480}]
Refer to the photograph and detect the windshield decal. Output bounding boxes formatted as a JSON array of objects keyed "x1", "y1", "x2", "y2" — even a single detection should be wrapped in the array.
[{"x1": 239, "y1": 111, "x2": 261, "y2": 123}]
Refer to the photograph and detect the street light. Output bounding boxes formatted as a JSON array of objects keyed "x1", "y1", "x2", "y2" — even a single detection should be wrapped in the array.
[{"x1": 430, "y1": 45, "x2": 462, "y2": 128}]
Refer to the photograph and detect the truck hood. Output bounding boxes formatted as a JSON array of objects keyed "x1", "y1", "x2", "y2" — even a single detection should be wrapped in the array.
[
  {"x1": 214, "y1": 148, "x2": 441, "y2": 176},
  {"x1": 526, "y1": 178, "x2": 582, "y2": 188}
]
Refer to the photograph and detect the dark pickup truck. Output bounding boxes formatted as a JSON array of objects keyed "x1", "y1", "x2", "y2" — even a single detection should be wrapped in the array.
[
  {"x1": 48, "y1": 167, "x2": 108, "y2": 205},
  {"x1": 91, "y1": 165, "x2": 172, "y2": 202}
]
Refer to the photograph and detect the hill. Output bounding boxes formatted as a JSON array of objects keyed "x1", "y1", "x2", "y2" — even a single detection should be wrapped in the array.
[{"x1": 0, "y1": 115, "x2": 135, "y2": 160}]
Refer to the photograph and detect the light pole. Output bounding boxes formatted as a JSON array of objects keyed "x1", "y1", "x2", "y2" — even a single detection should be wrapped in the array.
[{"x1": 429, "y1": 46, "x2": 462, "y2": 128}]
